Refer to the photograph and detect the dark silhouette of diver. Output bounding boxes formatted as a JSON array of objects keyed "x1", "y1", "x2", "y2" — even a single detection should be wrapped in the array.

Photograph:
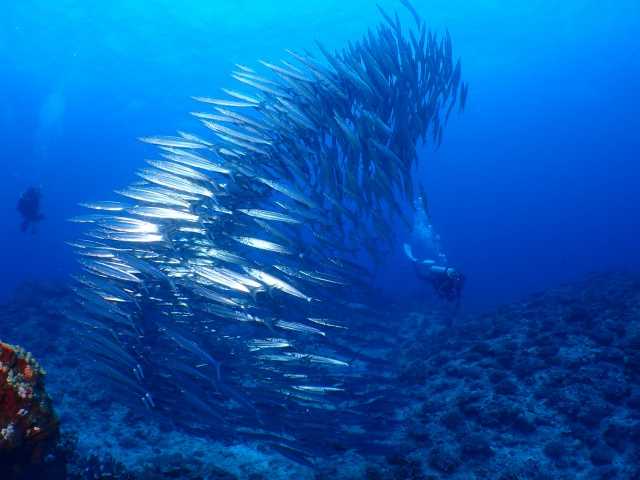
[
  {"x1": 404, "y1": 244, "x2": 465, "y2": 303},
  {"x1": 17, "y1": 187, "x2": 45, "y2": 233},
  {"x1": 404, "y1": 193, "x2": 465, "y2": 304}
]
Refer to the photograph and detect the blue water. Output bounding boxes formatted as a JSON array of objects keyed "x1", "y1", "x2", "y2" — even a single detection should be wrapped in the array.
[{"x1": 1, "y1": 0, "x2": 638, "y2": 308}]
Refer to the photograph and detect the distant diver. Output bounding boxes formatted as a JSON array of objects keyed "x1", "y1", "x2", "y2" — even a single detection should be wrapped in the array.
[
  {"x1": 404, "y1": 194, "x2": 465, "y2": 303},
  {"x1": 17, "y1": 187, "x2": 44, "y2": 233}
]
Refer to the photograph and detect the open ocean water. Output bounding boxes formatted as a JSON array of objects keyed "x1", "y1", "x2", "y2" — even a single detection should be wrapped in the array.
[{"x1": 1, "y1": 1, "x2": 639, "y2": 479}]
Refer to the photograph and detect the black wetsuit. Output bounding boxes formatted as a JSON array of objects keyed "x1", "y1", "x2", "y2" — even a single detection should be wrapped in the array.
[
  {"x1": 17, "y1": 187, "x2": 44, "y2": 233},
  {"x1": 414, "y1": 262, "x2": 465, "y2": 303}
]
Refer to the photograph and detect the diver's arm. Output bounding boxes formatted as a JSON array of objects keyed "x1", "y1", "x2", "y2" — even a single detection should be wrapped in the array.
[{"x1": 403, "y1": 243, "x2": 418, "y2": 263}]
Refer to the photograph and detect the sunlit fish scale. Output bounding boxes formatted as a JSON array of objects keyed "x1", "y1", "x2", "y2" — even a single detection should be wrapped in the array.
[
  {"x1": 97, "y1": 217, "x2": 160, "y2": 234},
  {"x1": 256, "y1": 177, "x2": 318, "y2": 209},
  {"x1": 215, "y1": 267, "x2": 263, "y2": 289},
  {"x1": 159, "y1": 150, "x2": 232, "y2": 175},
  {"x1": 221, "y1": 88, "x2": 260, "y2": 105},
  {"x1": 233, "y1": 69, "x2": 279, "y2": 86},
  {"x1": 292, "y1": 386, "x2": 345, "y2": 393},
  {"x1": 67, "y1": 239, "x2": 109, "y2": 249},
  {"x1": 192, "y1": 96, "x2": 257, "y2": 108},
  {"x1": 177, "y1": 226, "x2": 207, "y2": 234},
  {"x1": 68, "y1": 214, "x2": 108, "y2": 224},
  {"x1": 96, "y1": 292, "x2": 135, "y2": 309},
  {"x1": 263, "y1": 352, "x2": 346, "y2": 366},
  {"x1": 305, "y1": 354, "x2": 349, "y2": 367},
  {"x1": 118, "y1": 254, "x2": 171, "y2": 284},
  {"x1": 237, "y1": 209, "x2": 300, "y2": 224},
  {"x1": 103, "y1": 259, "x2": 141, "y2": 276},
  {"x1": 244, "y1": 268, "x2": 311, "y2": 302},
  {"x1": 232, "y1": 74, "x2": 292, "y2": 100},
  {"x1": 213, "y1": 148, "x2": 237, "y2": 162},
  {"x1": 232, "y1": 311, "x2": 265, "y2": 324},
  {"x1": 72, "y1": 275, "x2": 138, "y2": 305},
  {"x1": 247, "y1": 338, "x2": 292, "y2": 352},
  {"x1": 192, "y1": 266, "x2": 251, "y2": 293},
  {"x1": 258, "y1": 354, "x2": 296, "y2": 362},
  {"x1": 298, "y1": 270, "x2": 347, "y2": 286},
  {"x1": 75, "y1": 249, "x2": 116, "y2": 259},
  {"x1": 274, "y1": 320, "x2": 325, "y2": 336},
  {"x1": 139, "y1": 136, "x2": 207, "y2": 149},
  {"x1": 213, "y1": 107, "x2": 267, "y2": 131},
  {"x1": 146, "y1": 160, "x2": 211, "y2": 182},
  {"x1": 137, "y1": 169, "x2": 214, "y2": 198},
  {"x1": 208, "y1": 131, "x2": 270, "y2": 156},
  {"x1": 209, "y1": 205, "x2": 233, "y2": 215},
  {"x1": 79, "y1": 201, "x2": 129, "y2": 212},
  {"x1": 128, "y1": 206, "x2": 199, "y2": 223},
  {"x1": 116, "y1": 187, "x2": 191, "y2": 209},
  {"x1": 232, "y1": 236, "x2": 293, "y2": 255},
  {"x1": 177, "y1": 130, "x2": 213, "y2": 147},
  {"x1": 100, "y1": 293, "x2": 131, "y2": 303},
  {"x1": 201, "y1": 120, "x2": 272, "y2": 146},
  {"x1": 67, "y1": 241, "x2": 133, "y2": 255},
  {"x1": 190, "y1": 284, "x2": 242, "y2": 307},
  {"x1": 307, "y1": 317, "x2": 347, "y2": 330},
  {"x1": 99, "y1": 231, "x2": 164, "y2": 244},
  {"x1": 78, "y1": 259, "x2": 142, "y2": 283},
  {"x1": 273, "y1": 264, "x2": 306, "y2": 281},
  {"x1": 235, "y1": 63, "x2": 255, "y2": 73},
  {"x1": 202, "y1": 248, "x2": 248, "y2": 266},
  {"x1": 259, "y1": 60, "x2": 313, "y2": 83},
  {"x1": 230, "y1": 167, "x2": 257, "y2": 183},
  {"x1": 190, "y1": 111, "x2": 238, "y2": 123}
]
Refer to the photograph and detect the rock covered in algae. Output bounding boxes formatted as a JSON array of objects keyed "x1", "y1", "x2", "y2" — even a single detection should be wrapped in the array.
[{"x1": 0, "y1": 341, "x2": 59, "y2": 473}]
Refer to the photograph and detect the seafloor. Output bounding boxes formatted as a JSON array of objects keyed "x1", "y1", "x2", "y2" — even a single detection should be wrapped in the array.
[{"x1": 1, "y1": 271, "x2": 639, "y2": 479}]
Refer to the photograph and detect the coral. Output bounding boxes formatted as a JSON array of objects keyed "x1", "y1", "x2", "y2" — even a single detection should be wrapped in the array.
[
  {"x1": 3, "y1": 273, "x2": 640, "y2": 478},
  {"x1": 392, "y1": 272, "x2": 640, "y2": 478},
  {"x1": 543, "y1": 439, "x2": 567, "y2": 460},
  {"x1": 0, "y1": 341, "x2": 59, "y2": 477},
  {"x1": 589, "y1": 443, "x2": 615, "y2": 466},
  {"x1": 427, "y1": 444, "x2": 461, "y2": 473},
  {"x1": 460, "y1": 433, "x2": 494, "y2": 458}
]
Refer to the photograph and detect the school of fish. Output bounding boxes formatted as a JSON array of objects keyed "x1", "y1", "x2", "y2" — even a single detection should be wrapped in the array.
[{"x1": 67, "y1": 1, "x2": 467, "y2": 465}]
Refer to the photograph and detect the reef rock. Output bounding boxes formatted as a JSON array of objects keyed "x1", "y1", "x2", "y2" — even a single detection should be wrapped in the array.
[{"x1": 0, "y1": 341, "x2": 59, "y2": 477}]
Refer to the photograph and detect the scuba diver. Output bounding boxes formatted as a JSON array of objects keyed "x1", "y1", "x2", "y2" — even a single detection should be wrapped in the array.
[
  {"x1": 17, "y1": 187, "x2": 45, "y2": 233},
  {"x1": 403, "y1": 193, "x2": 465, "y2": 304}
]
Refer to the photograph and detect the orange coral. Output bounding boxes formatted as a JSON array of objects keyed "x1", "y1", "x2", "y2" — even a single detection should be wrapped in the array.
[{"x1": 0, "y1": 341, "x2": 59, "y2": 468}]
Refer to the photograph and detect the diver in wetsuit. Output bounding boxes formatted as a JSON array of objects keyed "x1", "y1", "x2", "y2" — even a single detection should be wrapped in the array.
[
  {"x1": 17, "y1": 187, "x2": 45, "y2": 233},
  {"x1": 403, "y1": 194, "x2": 465, "y2": 303},
  {"x1": 404, "y1": 245, "x2": 465, "y2": 302}
]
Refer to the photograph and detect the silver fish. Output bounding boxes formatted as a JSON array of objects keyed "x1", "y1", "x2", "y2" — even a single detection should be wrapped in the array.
[
  {"x1": 137, "y1": 169, "x2": 214, "y2": 198},
  {"x1": 128, "y1": 206, "x2": 199, "y2": 223},
  {"x1": 237, "y1": 209, "x2": 300, "y2": 224},
  {"x1": 244, "y1": 268, "x2": 311, "y2": 302},
  {"x1": 139, "y1": 136, "x2": 207, "y2": 149},
  {"x1": 231, "y1": 236, "x2": 293, "y2": 255}
]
